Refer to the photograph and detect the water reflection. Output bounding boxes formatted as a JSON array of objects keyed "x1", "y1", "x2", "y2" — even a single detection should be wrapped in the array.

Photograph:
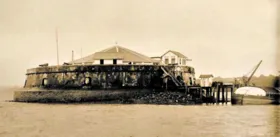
[{"x1": 270, "y1": 106, "x2": 280, "y2": 137}]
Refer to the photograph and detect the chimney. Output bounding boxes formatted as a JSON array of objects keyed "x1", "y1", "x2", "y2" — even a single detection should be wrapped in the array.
[{"x1": 72, "y1": 50, "x2": 74, "y2": 62}]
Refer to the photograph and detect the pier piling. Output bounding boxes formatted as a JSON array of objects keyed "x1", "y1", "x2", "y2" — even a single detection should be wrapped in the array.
[{"x1": 222, "y1": 85, "x2": 225, "y2": 102}]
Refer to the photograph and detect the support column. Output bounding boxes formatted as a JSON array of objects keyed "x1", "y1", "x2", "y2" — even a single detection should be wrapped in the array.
[
  {"x1": 226, "y1": 87, "x2": 228, "y2": 103},
  {"x1": 230, "y1": 86, "x2": 234, "y2": 102},
  {"x1": 222, "y1": 86, "x2": 225, "y2": 102},
  {"x1": 209, "y1": 87, "x2": 212, "y2": 96},
  {"x1": 217, "y1": 86, "x2": 220, "y2": 103}
]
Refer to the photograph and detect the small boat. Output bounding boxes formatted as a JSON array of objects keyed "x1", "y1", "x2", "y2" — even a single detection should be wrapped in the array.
[
  {"x1": 231, "y1": 60, "x2": 280, "y2": 105},
  {"x1": 231, "y1": 86, "x2": 279, "y2": 105}
]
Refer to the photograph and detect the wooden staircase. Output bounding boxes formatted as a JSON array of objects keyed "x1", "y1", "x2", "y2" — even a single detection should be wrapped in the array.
[{"x1": 161, "y1": 66, "x2": 185, "y2": 88}]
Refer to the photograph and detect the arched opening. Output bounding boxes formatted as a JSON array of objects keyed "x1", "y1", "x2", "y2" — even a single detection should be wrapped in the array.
[{"x1": 42, "y1": 78, "x2": 48, "y2": 86}]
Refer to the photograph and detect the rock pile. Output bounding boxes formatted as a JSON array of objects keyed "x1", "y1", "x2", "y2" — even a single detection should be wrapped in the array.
[{"x1": 122, "y1": 91, "x2": 196, "y2": 105}]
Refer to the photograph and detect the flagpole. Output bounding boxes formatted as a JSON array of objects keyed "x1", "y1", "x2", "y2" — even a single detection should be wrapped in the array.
[{"x1": 56, "y1": 28, "x2": 59, "y2": 66}]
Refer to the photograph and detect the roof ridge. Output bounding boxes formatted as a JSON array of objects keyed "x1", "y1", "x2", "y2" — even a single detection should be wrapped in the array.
[
  {"x1": 99, "y1": 45, "x2": 118, "y2": 52},
  {"x1": 169, "y1": 50, "x2": 188, "y2": 58}
]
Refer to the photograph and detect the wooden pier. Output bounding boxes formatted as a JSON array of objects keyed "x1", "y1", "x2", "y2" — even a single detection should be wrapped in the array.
[{"x1": 187, "y1": 82, "x2": 234, "y2": 104}]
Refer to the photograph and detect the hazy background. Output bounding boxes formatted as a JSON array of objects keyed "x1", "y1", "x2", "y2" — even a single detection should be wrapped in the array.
[{"x1": 0, "y1": 0, "x2": 278, "y2": 86}]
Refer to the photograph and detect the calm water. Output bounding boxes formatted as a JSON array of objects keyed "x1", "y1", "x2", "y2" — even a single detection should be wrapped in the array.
[{"x1": 0, "y1": 88, "x2": 280, "y2": 137}]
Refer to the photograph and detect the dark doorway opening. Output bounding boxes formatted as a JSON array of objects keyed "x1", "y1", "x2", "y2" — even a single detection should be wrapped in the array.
[
  {"x1": 100, "y1": 59, "x2": 104, "y2": 65},
  {"x1": 113, "y1": 59, "x2": 117, "y2": 64}
]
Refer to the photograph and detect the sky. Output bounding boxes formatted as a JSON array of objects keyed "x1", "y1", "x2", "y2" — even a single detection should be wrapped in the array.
[{"x1": 0, "y1": 0, "x2": 279, "y2": 86}]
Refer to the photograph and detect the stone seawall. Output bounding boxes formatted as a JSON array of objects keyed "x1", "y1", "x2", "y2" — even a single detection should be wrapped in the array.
[
  {"x1": 24, "y1": 65, "x2": 195, "y2": 90},
  {"x1": 15, "y1": 64, "x2": 197, "y2": 104}
]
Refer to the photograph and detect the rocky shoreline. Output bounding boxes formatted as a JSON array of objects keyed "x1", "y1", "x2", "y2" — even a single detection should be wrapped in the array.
[
  {"x1": 13, "y1": 89, "x2": 200, "y2": 105},
  {"x1": 118, "y1": 92, "x2": 198, "y2": 105}
]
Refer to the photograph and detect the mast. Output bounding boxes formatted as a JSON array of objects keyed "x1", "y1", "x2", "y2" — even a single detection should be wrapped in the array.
[
  {"x1": 56, "y1": 28, "x2": 59, "y2": 66},
  {"x1": 277, "y1": 0, "x2": 280, "y2": 76},
  {"x1": 244, "y1": 60, "x2": 263, "y2": 86}
]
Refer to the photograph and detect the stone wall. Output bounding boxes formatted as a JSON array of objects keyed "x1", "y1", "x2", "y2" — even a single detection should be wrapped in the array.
[{"x1": 24, "y1": 65, "x2": 195, "y2": 89}]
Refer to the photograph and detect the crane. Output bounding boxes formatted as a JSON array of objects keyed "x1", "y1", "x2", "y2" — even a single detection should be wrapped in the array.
[{"x1": 242, "y1": 60, "x2": 262, "y2": 86}]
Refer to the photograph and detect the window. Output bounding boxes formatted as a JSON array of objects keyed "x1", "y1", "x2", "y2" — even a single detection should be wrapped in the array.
[
  {"x1": 171, "y1": 57, "x2": 175, "y2": 64},
  {"x1": 182, "y1": 59, "x2": 186, "y2": 65},
  {"x1": 165, "y1": 58, "x2": 169, "y2": 64},
  {"x1": 113, "y1": 59, "x2": 117, "y2": 64},
  {"x1": 179, "y1": 58, "x2": 181, "y2": 65},
  {"x1": 100, "y1": 59, "x2": 104, "y2": 65}
]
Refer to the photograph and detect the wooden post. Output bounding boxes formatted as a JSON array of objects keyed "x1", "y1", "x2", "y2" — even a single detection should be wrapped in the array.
[
  {"x1": 212, "y1": 88, "x2": 215, "y2": 98},
  {"x1": 212, "y1": 87, "x2": 215, "y2": 102},
  {"x1": 222, "y1": 86, "x2": 225, "y2": 102},
  {"x1": 225, "y1": 87, "x2": 228, "y2": 103},
  {"x1": 217, "y1": 85, "x2": 220, "y2": 103},
  {"x1": 230, "y1": 86, "x2": 234, "y2": 102},
  {"x1": 210, "y1": 87, "x2": 214, "y2": 103},
  {"x1": 199, "y1": 88, "x2": 200, "y2": 98},
  {"x1": 210, "y1": 87, "x2": 212, "y2": 97}
]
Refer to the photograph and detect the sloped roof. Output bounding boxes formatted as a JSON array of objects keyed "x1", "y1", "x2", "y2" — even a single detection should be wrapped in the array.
[
  {"x1": 71, "y1": 45, "x2": 155, "y2": 63},
  {"x1": 91, "y1": 52, "x2": 124, "y2": 60},
  {"x1": 162, "y1": 50, "x2": 188, "y2": 58},
  {"x1": 199, "y1": 74, "x2": 214, "y2": 78}
]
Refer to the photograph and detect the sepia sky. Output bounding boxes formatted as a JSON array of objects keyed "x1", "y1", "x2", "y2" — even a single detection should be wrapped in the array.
[{"x1": 0, "y1": 0, "x2": 278, "y2": 86}]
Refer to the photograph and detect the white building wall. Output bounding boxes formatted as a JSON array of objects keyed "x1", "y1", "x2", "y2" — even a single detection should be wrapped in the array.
[
  {"x1": 161, "y1": 51, "x2": 189, "y2": 66},
  {"x1": 141, "y1": 62, "x2": 154, "y2": 65},
  {"x1": 93, "y1": 60, "x2": 99, "y2": 65},
  {"x1": 151, "y1": 57, "x2": 161, "y2": 61},
  {"x1": 104, "y1": 60, "x2": 113, "y2": 64},
  {"x1": 200, "y1": 78, "x2": 213, "y2": 87},
  {"x1": 91, "y1": 60, "x2": 153, "y2": 65},
  {"x1": 92, "y1": 59, "x2": 125, "y2": 65},
  {"x1": 175, "y1": 56, "x2": 178, "y2": 64},
  {"x1": 122, "y1": 62, "x2": 129, "y2": 65},
  {"x1": 161, "y1": 52, "x2": 178, "y2": 65},
  {"x1": 117, "y1": 60, "x2": 123, "y2": 64},
  {"x1": 182, "y1": 73, "x2": 196, "y2": 86}
]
